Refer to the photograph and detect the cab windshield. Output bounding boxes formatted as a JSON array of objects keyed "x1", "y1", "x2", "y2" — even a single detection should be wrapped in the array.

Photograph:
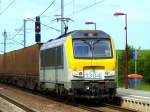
[{"x1": 73, "y1": 39, "x2": 112, "y2": 58}]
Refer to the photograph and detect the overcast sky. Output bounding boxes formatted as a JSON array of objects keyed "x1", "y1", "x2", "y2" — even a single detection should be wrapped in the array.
[{"x1": 0, "y1": 0, "x2": 150, "y2": 53}]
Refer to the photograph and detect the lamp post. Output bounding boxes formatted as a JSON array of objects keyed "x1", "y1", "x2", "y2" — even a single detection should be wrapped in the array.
[
  {"x1": 114, "y1": 12, "x2": 128, "y2": 89},
  {"x1": 85, "y1": 22, "x2": 96, "y2": 30}
]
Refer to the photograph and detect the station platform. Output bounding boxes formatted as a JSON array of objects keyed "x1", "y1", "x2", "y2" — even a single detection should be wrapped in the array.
[
  {"x1": 117, "y1": 88, "x2": 150, "y2": 112},
  {"x1": 117, "y1": 88, "x2": 150, "y2": 101}
]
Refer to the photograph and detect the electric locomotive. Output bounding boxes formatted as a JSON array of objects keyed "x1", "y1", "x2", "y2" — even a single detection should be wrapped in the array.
[{"x1": 40, "y1": 30, "x2": 117, "y2": 99}]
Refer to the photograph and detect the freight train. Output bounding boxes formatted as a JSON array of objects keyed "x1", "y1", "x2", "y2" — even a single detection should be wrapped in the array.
[{"x1": 0, "y1": 30, "x2": 117, "y2": 99}]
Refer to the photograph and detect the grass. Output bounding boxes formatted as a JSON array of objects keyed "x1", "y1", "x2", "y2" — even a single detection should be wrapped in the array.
[
  {"x1": 118, "y1": 80, "x2": 124, "y2": 88},
  {"x1": 140, "y1": 82, "x2": 150, "y2": 91}
]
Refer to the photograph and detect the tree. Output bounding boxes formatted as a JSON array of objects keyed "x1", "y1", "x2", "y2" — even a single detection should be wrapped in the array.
[
  {"x1": 143, "y1": 51, "x2": 150, "y2": 83},
  {"x1": 118, "y1": 47, "x2": 150, "y2": 86}
]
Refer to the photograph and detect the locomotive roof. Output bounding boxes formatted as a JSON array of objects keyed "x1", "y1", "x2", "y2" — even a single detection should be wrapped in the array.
[
  {"x1": 48, "y1": 30, "x2": 110, "y2": 42},
  {"x1": 43, "y1": 30, "x2": 111, "y2": 50},
  {"x1": 72, "y1": 30, "x2": 110, "y2": 39}
]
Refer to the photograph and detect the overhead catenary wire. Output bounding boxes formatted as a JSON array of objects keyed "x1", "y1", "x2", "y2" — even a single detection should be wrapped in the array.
[
  {"x1": 9, "y1": 17, "x2": 60, "y2": 42},
  {"x1": 0, "y1": 0, "x2": 16, "y2": 15},
  {"x1": 39, "y1": 0, "x2": 56, "y2": 16},
  {"x1": 42, "y1": 0, "x2": 73, "y2": 17},
  {"x1": 5, "y1": 17, "x2": 60, "y2": 48},
  {"x1": 27, "y1": 18, "x2": 61, "y2": 32},
  {"x1": 4, "y1": 25, "x2": 25, "y2": 47},
  {"x1": 10, "y1": 25, "x2": 24, "y2": 40},
  {"x1": 8, "y1": 38, "x2": 24, "y2": 46},
  {"x1": 0, "y1": 42, "x2": 14, "y2": 44},
  {"x1": 1, "y1": 0, "x2": 105, "y2": 46},
  {"x1": 67, "y1": 0, "x2": 106, "y2": 17}
]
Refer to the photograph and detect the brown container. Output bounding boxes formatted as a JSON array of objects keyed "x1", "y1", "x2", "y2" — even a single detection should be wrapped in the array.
[
  {"x1": 0, "y1": 44, "x2": 41, "y2": 76},
  {"x1": 0, "y1": 54, "x2": 4, "y2": 73}
]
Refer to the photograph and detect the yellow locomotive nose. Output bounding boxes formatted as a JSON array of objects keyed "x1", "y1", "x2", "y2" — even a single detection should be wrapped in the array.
[{"x1": 64, "y1": 30, "x2": 117, "y2": 99}]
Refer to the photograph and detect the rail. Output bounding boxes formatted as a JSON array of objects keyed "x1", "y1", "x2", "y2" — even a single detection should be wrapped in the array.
[
  {"x1": 76, "y1": 103, "x2": 137, "y2": 112},
  {"x1": 0, "y1": 93, "x2": 37, "y2": 112},
  {"x1": 102, "y1": 103, "x2": 137, "y2": 112}
]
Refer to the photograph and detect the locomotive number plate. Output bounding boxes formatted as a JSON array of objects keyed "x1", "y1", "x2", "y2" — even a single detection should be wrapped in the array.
[{"x1": 84, "y1": 70, "x2": 102, "y2": 79}]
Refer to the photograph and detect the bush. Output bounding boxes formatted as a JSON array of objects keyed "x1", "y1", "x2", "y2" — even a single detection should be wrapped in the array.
[{"x1": 117, "y1": 46, "x2": 150, "y2": 86}]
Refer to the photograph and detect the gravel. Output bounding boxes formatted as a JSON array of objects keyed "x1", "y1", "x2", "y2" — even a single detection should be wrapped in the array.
[
  {"x1": 0, "y1": 84, "x2": 88, "y2": 112},
  {"x1": 0, "y1": 97, "x2": 25, "y2": 112}
]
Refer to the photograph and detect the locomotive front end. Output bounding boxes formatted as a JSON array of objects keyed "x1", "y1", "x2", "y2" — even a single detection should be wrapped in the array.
[{"x1": 66, "y1": 30, "x2": 117, "y2": 99}]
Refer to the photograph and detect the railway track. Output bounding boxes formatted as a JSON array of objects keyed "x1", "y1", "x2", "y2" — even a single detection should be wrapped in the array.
[
  {"x1": 0, "y1": 93, "x2": 37, "y2": 112},
  {"x1": 46, "y1": 95, "x2": 137, "y2": 112},
  {"x1": 0, "y1": 84, "x2": 137, "y2": 112},
  {"x1": 76, "y1": 103, "x2": 137, "y2": 112},
  {"x1": 102, "y1": 103, "x2": 137, "y2": 112},
  {"x1": 1, "y1": 92, "x2": 136, "y2": 112}
]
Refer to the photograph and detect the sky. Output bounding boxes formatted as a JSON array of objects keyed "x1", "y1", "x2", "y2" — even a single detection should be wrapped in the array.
[{"x1": 0, "y1": 0, "x2": 150, "y2": 53}]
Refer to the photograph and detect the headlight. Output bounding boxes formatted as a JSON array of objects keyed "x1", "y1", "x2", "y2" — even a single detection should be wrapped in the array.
[
  {"x1": 72, "y1": 71, "x2": 83, "y2": 77},
  {"x1": 105, "y1": 71, "x2": 115, "y2": 76},
  {"x1": 85, "y1": 86, "x2": 90, "y2": 90}
]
